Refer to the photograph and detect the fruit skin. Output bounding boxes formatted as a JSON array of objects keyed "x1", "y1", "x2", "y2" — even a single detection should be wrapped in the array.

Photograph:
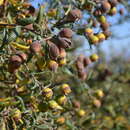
[
  {"x1": 56, "y1": 117, "x2": 65, "y2": 124},
  {"x1": 66, "y1": 9, "x2": 82, "y2": 22},
  {"x1": 77, "y1": 109, "x2": 85, "y2": 117},
  {"x1": 89, "y1": 35, "x2": 99, "y2": 45},
  {"x1": 48, "y1": 100, "x2": 63, "y2": 110},
  {"x1": 48, "y1": 41, "x2": 60, "y2": 60},
  {"x1": 42, "y1": 88, "x2": 53, "y2": 99},
  {"x1": 119, "y1": 8, "x2": 124, "y2": 15},
  {"x1": 59, "y1": 58, "x2": 66, "y2": 66},
  {"x1": 96, "y1": 89, "x2": 104, "y2": 98},
  {"x1": 99, "y1": 15, "x2": 106, "y2": 24},
  {"x1": 16, "y1": 52, "x2": 27, "y2": 62},
  {"x1": 8, "y1": 55, "x2": 23, "y2": 73},
  {"x1": 93, "y1": 99, "x2": 101, "y2": 108},
  {"x1": 48, "y1": 60, "x2": 59, "y2": 72},
  {"x1": 100, "y1": 22, "x2": 110, "y2": 31},
  {"x1": 101, "y1": 1, "x2": 111, "y2": 13},
  {"x1": 97, "y1": 33, "x2": 106, "y2": 42},
  {"x1": 47, "y1": 9, "x2": 57, "y2": 17},
  {"x1": 57, "y1": 37, "x2": 72, "y2": 49},
  {"x1": 59, "y1": 28, "x2": 73, "y2": 39},
  {"x1": 61, "y1": 84, "x2": 71, "y2": 95},
  {"x1": 30, "y1": 40, "x2": 41, "y2": 53},
  {"x1": 58, "y1": 96, "x2": 67, "y2": 105},
  {"x1": 59, "y1": 48, "x2": 66, "y2": 59},
  {"x1": 78, "y1": 69, "x2": 87, "y2": 80},
  {"x1": 103, "y1": 30, "x2": 112, "y2": 39},
  {"x1": 90, "y1": 54, "x2": 99, "y2": 62},
  {"x1": 85, "y1": 28, "x2": 93, "y2": 36},
  {"x1": 83, "y1": 57, "x2": 91, "y2": 67},
  {"x1": 11, "y1": 109, "x2": 22, "y2": 122},
  {"x1": 109, "y1": 7, "x2": 117, "y2": 16}
]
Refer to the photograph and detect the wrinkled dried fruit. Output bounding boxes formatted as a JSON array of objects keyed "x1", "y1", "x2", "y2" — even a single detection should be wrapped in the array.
[
  {"x1": 30, "y1": 41, "x2": 41, "y2": 53},
  {"x1": 59, "y1": 28, "x2": 73, "y2": 38}
]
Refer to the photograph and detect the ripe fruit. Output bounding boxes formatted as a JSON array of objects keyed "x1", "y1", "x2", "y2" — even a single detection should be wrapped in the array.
[
  {"x1": 61, "y1": 84, "x2": 71, "y2": 95},
  {"x1": 109, "y1": 7, "x2": 117, "y2": 15},
  {"x1": 42, "y1": 88, "x2": 53, "y2": 99},
  {"x1": 103, "y1": 30, "x2": 112, "y2": 39},
  {"x1": 58, "y1": 96, "x2": 67, "y2": 105},
  {"x1": 59, "y1": 48, "x2": 66, "y2": 59},
  {"x1": 89, "y1": 35, "x2": 99, "y2": 45},
  {"x1": 97, "y1": 33, "x2": 106, "y2": 42},
  {"x1": 83, "y1": 57, "x2": 91, "y2": 67},
  {"x1": 100, "y1": 22, "x2": 110, "y2": 31},
  {"x1": 85, "y1": 28, "x2": 93, "y2": 36},
  {"x1": 57, "y1": 37, "x2": 72, "y2": 49},
  {"x1": 16, "y1": 52, "x2": 27, "y2": 62},
  {"x1": 77, "y1": 109, "x2": 85, "y2": 117},
  {"x1": 93, "y1": 99, "x2": 101, "y2": 108},
  {"x1": 47, "y1": 9, "x2": 57, "y2": 17},
  {"x1": 48, "y1": 41, "x2": 60, "y2": 60},
  {"x1": 56, "y1": 117, "x2": 65, "y2": 124},
  {"x1": 78, "y1": 70, "x2": 87, "y2": 80},
  {"x1": 11, "y1": 109, "x2": 22, "y2": 122},
  {"x1": 59, "y1": 58, "x2": 66, "y2": 66},
  {"x1": 101, "y1": 1, "x2": 111, "y2": 13},
  {"x1": 49, "y1": 100, "x2": 63, "y2": 110},
  {"x1": 67, "y1": 9, "x2": 82, "y2": 22},
  {"x1": 96, "y1": 89, "x2": 104, "y2": 98},
  {"x1": 48, "y1": 60, "x2": 58, "y2": 72},
  {"x1": 30, "y1": 41, "x2": 41, "y2": 53},
  {"x1": 59, "y1": 28, "x2": 73, "y2": 38},
  {"x1": 90, "y1": 54, "x2": 99, "y2": 62},
  {"x1": 99, "y1": 15, "x2": 107, "y2": 24},
  {"x1": 119, "y1": 8, "x2": 124, "y2": 15}
]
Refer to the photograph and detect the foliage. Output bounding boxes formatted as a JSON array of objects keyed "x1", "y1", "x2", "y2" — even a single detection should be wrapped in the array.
[{"x1": 0, "y1": 0, "x2": 129, "y2": 129}]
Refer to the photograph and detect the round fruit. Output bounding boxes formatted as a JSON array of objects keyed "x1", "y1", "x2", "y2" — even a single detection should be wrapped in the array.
[
  {"x1": 42, "y1": 88, "x2": 53, "y2": 99},
  {"x1": 85, "y1": 28, "x2": 93, "y2": 36},
  {"x1": 48, "y1": 60, "x2": 58, "y2": 72},
  {"x1": 59, "y1": 28, "x2": 73, "y2": 38},
  {"x1": 90, "y1": 54, "x2": 99, "y2": 62},
  {"x1": 97, "y1": 33, "x2": 106, "y2": 42},
  {"x1": 89, "y1": 35, "x2": 99, "y2": 45}
]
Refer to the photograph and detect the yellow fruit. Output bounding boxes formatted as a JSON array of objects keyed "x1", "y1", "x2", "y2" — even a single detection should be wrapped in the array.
[
  {"x1": 59, "y1": 58, "x2": 66, "y2": 66},
  {"x1": 97, "y1": 33, "x2": 106, "y2": 42},
  {"x1": 61, "y1": 84, "x2": 71, "y2": 95},
  {"x1": 93, "y1": 99, "x2": 101, "y2": 108},
  {"x1": 12, "y1": 109, "x2": 22, "y2": 121},
  {"x1": 77, "y1": 109, "x2": 85, "y2": 117},
  {"x1": 47, "y1": 9, "x2": 57, "y2": 17},
  {"x1": 58, "y1": 96, "x2": 67, "y2": 105},
  {"x1": 89, "y1": 35, "x2": 99, "y2": 45},
  {"x1": 96, "y1": 89, "x2": 104, "y2": 98},
  {"x1": 99, "y1": 15, "x2": 106, "y2": 23},
  {"x1": 109, "y1": 7, "x2": 117, "y2": 15},
  {"x1": 90, "y1": 54, "x2": 99, "y2": 62},
  {"x1": 0, "y1": 0, "x2": 4, "y2": 6},
  {"x1": 56, "y1": 117, "x2": 65, "y2": 124},
  {"x1": 48, "y1": 60, "x2": 58, "y2": 72},
  {"x1": 42, "y1": 88, "x2": 53, "y2": 99},
  {"x1": 49, "y1": 100, "x2": 63, "y2": 110},
  {"x1": 85, "y1": 28, "x2": 93, "y2": 36}
]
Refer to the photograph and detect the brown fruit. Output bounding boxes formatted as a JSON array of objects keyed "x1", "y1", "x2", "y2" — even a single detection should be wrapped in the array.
[
  {"x1": 73, "y1": 100, "x2": 80, "y2": 108},
  {"x1": 16, "y1": 52, "x2": 27, "y2": 62},
  {"x1": 83, "y1": 57, "x2": 91, "y2": 67},
  {"x1": 109, "y1": 0, "x2": 118, "y2": 7},
  {"x1": 57, "y1": 37, "x2": 72, "y2": 49},
  {"x1": 59, "y1": 28, "x2": 73, "y2": 38},
  {"x1": 77, "y1": 54, "x2": 85, "y2": 63},
  {"x1": 76, "y1": 61, "x2": 84, "y2": 70},
  {"x1": 30, "y1": 41, "x2": 41, "y2": 53},
  {"x1": 119, "y1": 8, "x2": 124, "y2": 15},
  {"x1": 100, "y1": 22, "x2": 110, "y2": 31},
  {"x1": 67, "y1": 9, "x2": 82, "y2": 22},
  {"x1": 94, "y1": 9, "x2": 102, "y2": 16},
  {"x1": 101, "y1": 1, "x2": 111, "y2": 13},
  {"x1": 103, "y1": 30, "x2": 112, "y2": 39},
  {"x1": 78, "y1": 69, "x2": 87, "y2": 80},
  {"x1": 48, "y1": 41, "x2": 60, "y2": 60}
]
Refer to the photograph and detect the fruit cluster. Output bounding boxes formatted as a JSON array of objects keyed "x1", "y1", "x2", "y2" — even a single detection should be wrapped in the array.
[{"x1": 0, "y1": 0, "x2": 127, "y2": 129}]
